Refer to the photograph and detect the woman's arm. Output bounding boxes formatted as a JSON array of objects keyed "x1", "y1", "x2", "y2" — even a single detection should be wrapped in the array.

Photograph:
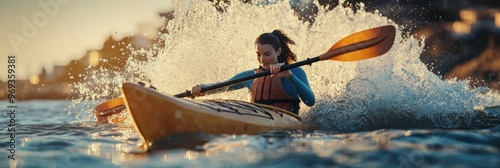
[
  {"x1": 199, "y1": 70, "x2": 255, "y2": 95},
  {"x1": 225, "y1": 70, "x2": 255, "y2": 90},
  {"x1": 288, "y1": 68, "x2": 315, "y2": 106}
]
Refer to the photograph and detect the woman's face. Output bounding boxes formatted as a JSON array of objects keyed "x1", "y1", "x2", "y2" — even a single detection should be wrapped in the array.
[{"x1": 256, "y1": 43, "x2": 281, "y2": 69}]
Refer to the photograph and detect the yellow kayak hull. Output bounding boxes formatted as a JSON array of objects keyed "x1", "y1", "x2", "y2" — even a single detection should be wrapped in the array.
[{"x1": 120, "y1": 82, "x2": 302, "y2": 146}]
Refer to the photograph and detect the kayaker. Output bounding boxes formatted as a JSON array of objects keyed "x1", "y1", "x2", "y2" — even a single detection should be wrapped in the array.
[{"x1": 190, "y1": 30, "x2": 315, "y2": 114}]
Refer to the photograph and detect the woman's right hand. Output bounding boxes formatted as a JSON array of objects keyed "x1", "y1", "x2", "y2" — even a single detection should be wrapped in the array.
[{"x1": 190, "y1": 84, "x2": 205, "y2": 97}]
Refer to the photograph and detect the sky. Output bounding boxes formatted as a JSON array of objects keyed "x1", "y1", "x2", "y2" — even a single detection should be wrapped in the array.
[{"x1": 0, "y1": 0, "x2": 173, "y2": 81}]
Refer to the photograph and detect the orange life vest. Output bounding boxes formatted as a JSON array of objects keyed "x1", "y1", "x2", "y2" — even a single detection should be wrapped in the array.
[{"x1": 249, "y1": 67, "x2": 300, "y2": 113}]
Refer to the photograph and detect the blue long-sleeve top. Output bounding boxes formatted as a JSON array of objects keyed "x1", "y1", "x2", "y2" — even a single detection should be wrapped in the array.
[{"x1": 203, "y1": 67, "x2": 315, "y2": 106}]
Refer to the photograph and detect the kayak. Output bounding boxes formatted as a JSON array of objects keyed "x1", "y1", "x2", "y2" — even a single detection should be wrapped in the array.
[{"x1": 120, "y1": 82, "x2": 302, "y2": 148}]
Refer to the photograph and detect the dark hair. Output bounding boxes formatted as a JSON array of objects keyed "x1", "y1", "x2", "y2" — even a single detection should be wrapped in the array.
[{"x1": 255, "y1": 30, "x2": 297, "y2": 64}]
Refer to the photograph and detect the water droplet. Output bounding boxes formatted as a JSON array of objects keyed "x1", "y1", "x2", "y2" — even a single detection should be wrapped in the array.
[
  {"x1": 404, "y1": 130, "x2": 412, "y2": 137},
  {"x1": 175, "y1": 110, "x2": 182, "y2": 119}
]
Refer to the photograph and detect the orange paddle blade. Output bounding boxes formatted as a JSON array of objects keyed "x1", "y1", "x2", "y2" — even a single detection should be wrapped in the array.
[
  {"x1": 325, "y1": 25, "x2": 396, "y2": 61},
  {"x1": 93, "y1": 97, "x2": 126, "y2": 124}
]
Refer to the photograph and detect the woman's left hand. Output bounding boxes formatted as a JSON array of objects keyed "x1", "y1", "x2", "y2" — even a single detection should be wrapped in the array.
[{"x1": 270, "y1": 63, "x2": 292, "y2": 78}]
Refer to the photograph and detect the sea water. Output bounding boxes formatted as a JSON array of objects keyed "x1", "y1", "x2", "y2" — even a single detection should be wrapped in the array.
[
  {"x1": 2, "y1": 0, "x2": 500, "y2": 167},
  {"x1": 0, "y1": 101, "x2": 498, "y2": 167}
]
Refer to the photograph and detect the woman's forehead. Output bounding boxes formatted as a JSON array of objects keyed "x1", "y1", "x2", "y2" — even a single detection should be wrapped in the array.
[{"x1": 256, "y1": 43, "x2": 274, "y2": 51}]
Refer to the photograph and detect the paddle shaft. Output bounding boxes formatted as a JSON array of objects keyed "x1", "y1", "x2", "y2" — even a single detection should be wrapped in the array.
[{"x1": 174, "y1": 35, "x2": 387, "y2": 98}]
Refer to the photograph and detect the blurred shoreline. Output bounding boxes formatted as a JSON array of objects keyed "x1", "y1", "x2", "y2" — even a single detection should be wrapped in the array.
[{"x1": 1, "y1": 0, "x2": 499, "y2": 100}]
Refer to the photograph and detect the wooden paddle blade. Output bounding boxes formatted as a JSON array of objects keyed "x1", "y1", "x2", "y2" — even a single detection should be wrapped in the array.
[
  {"x1": 93, "y1": 97, "x2": 127, "y2": 124},
  {"x1": 324, "y1": 25, "x2": 396, "y2": 61}
]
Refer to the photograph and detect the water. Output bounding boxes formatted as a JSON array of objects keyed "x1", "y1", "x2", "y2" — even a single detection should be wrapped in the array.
[
  {"x1": 3, "y1": 0, "x2": 500, "y2": 167},
  {"x1": 1, "y1": 101, "x2": 499, "y2": 167}
]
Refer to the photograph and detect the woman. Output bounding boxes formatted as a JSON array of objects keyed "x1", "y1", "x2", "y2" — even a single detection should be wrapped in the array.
[{"x1": 191, "y1": 30, "x2": 315, "y2": 114}]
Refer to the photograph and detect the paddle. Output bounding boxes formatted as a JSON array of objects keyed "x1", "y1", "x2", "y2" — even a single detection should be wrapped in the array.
[
  {"x1": 175, "y1": 25, "x2": 396, "y2": 98},
  {"x1": 93, "y1": 25, "x2": 396, "y2": 122}
]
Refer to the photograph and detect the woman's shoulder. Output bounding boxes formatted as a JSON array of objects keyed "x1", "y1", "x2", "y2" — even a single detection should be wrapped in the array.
[
  {"x1": 290, "y1": 67, "x2": 306, "y2": 73},
  {"x1": 290, "y1": 67, "x2": 309, "y2": 79}
]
